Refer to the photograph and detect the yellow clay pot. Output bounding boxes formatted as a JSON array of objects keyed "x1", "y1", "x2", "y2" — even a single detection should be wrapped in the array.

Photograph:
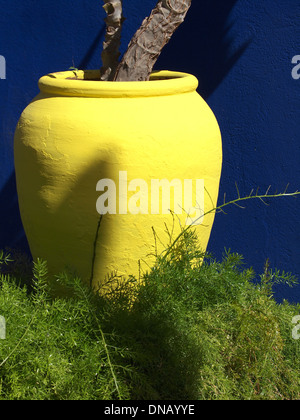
[{"x1": 14, "y1": 70, "x2": 222, "y2": 291}]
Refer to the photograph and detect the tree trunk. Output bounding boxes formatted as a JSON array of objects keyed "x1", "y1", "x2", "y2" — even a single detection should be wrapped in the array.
[
  {"x1": 113, "y1": 0, "x2": 192, "y2": 82},
  {"x1": 100, "y1": 0, "x2": 125, "y2": 81}
]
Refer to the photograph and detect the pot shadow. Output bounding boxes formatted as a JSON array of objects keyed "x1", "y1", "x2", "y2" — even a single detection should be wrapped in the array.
[
  {"x1": 38, "y1": 158, "x2": 110, "y2": 290},
  {"x1": 155, "y1": 0, "x2": 252, "y2": 99},
  {"x1": 45, "y1": 153, "x2": 131, "y2": 294},
  {"x1": 1, "y1": 155, "x2": 121, "y2": 295}
]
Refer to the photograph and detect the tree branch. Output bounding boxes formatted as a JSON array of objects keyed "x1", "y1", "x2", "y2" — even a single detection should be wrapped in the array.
[
  {"x1": 100, "y1": 0, "x2": 125, "y2": 81},
  {"x1": 114, "y1": 0, "x2": 192, "y2": 81}
]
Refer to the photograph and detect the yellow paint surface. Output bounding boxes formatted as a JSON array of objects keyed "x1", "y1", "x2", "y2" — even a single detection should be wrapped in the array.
[{"x1": 14, "y1": 70, "x2": 222, "y2": 291}]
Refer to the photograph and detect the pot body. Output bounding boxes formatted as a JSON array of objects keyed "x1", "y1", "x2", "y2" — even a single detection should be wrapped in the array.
[{"x1": 14, "y1": 70, "x2": 222, "y2": 289}]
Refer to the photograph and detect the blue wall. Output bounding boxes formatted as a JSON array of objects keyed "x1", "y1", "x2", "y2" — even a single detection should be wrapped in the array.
[{"x1": 0, "y1": 0, "x2": 299, "y2": 302}]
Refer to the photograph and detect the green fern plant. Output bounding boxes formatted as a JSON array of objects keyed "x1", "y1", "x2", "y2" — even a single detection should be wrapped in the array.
[
  {"x1": 0, "y1": 185, "x2": 299, "y2": 400},
  {"x1": 0, "y1": 242, "x2": 300, "y2": 399},
  {"x1": 0, "y1": 259, "x2": 131, "y2": 400}
]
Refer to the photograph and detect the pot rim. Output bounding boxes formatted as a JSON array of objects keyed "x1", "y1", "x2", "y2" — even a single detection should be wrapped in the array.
[{"x1": 38, "y1": 70, "x2": 198, "y2": 98}]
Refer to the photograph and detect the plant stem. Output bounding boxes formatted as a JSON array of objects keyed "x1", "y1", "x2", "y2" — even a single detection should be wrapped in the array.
[
  {"x1": 114, "y1": 0, "x2": 192, "y2": 81},
  {"x1": 100, "y1": 1, "x2": 125, "y2": 81},
  {"x1": 161, "y1": 185, "x2": 300, "y2": 262},
  {"x1": 90, "y1": 215, "x2": 103, "y2": 288}
]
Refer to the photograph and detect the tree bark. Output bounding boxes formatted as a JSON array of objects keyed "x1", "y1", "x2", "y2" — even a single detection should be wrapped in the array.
[
  {"x1": 114, "y1": 0, "x2": 192, "y2": 81},
  {"x1": 100, "y1": 0, "x2": 125, "y2": 81}
]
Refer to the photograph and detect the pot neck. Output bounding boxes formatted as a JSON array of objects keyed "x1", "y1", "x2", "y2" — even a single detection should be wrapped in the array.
[{"x1": 38, "y1": 70, "x2": 198, "y2": 98}]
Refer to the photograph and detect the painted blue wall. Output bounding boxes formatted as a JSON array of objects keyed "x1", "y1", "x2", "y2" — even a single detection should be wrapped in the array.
[{"x1": 0, "y1": 0, "x2": 299, "y2": 302}]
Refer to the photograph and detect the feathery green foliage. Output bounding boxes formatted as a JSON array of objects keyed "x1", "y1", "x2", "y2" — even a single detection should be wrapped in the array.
[{"x1": 0, "y1": 229, "x2": 299, "y2": 400}]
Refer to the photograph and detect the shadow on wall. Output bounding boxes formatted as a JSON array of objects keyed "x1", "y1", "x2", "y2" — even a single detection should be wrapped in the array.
[
  {"x1": 70, "y1": 0, "x2": 251, "y2": 100},
  {"x1": 156, "y1": 0, "x2": 251, "y2": 99},
  {"x1": 0, "y1": 172, "x2": 30, "y2": 255},
  {"x1": 78, "y1": 26, "x2": 106, "y2": 70}
]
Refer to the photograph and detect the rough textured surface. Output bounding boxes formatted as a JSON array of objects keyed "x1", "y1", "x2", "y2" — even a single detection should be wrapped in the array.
[
  {"x1": 0, "y1": 0, "x2": 299, "y2": 301},
  {"x1": 114, "y1": 0, "x2": 192, "y2": 81},
  {"x1": 14, "y1": 71, "x2": 222, "y2": 287},
  {"x1": 100, "y1": 0, "x2": 124, "y2": 81}
]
